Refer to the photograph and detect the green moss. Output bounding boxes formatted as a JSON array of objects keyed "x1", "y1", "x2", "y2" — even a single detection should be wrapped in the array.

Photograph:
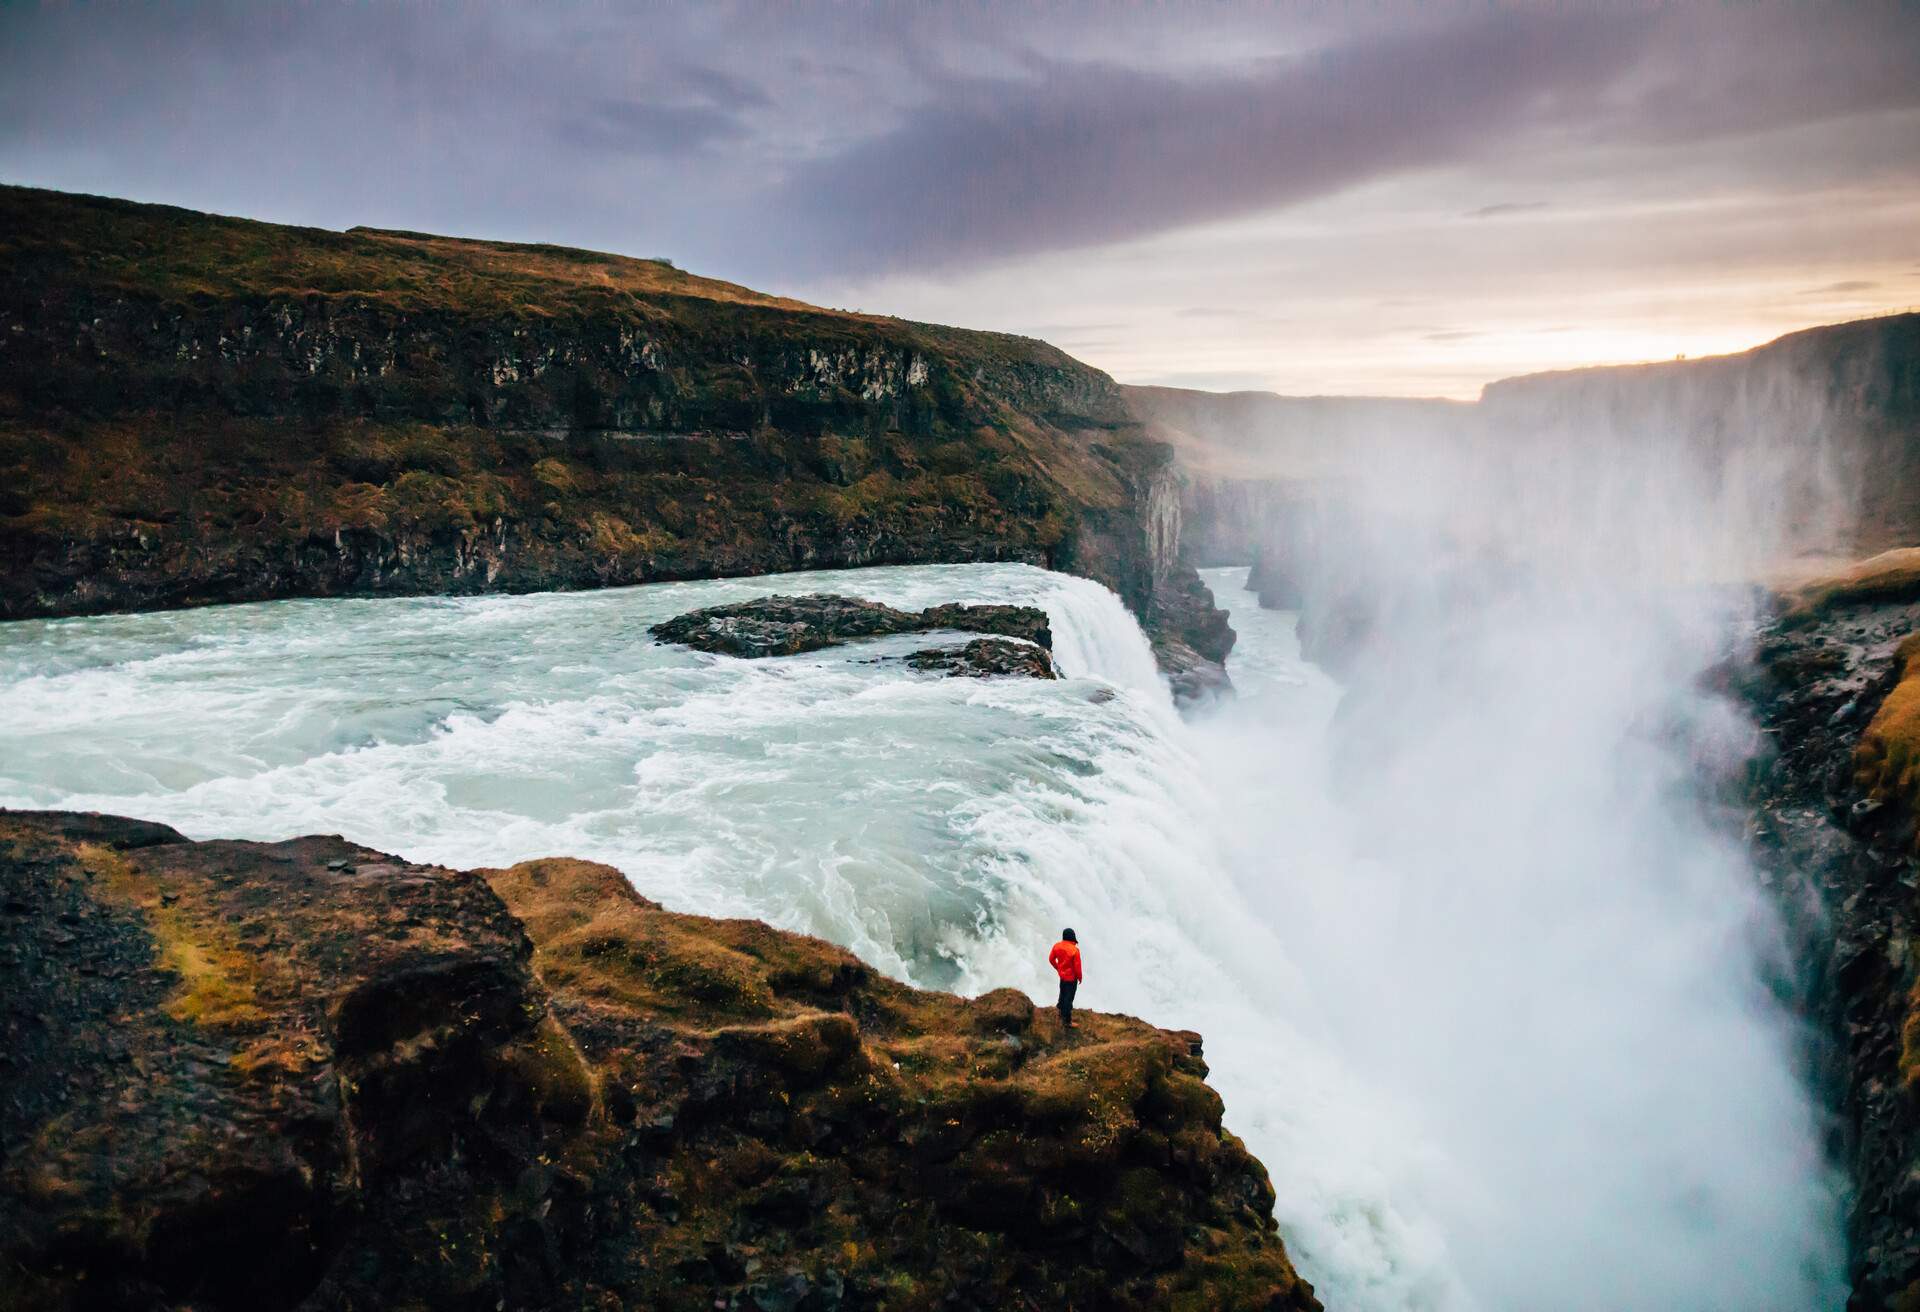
[
  {"x1": 530, "y1": 457, "x2": 578, "y2": 492},
  {"x1": 80, "y1": 841, "x2": 267, "y2": 1029}
]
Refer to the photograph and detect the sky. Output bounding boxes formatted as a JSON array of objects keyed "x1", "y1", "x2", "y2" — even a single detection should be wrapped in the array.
[{"x1": 2, "y1": 0, "x2": 1918, "y2": 398}]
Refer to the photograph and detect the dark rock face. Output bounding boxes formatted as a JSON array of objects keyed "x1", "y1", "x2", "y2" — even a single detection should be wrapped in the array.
[
  {"x1": 0, "y1": 811, "x2": 1319, "y2": 1311},
  {"x1": 0, "y1": 184, "x2": 1232, "y2": 683},
  {"x1": 1735, "y1": 598, "x2": 1920, "y2": 1310},
  {"x1": 0, "y1": 811, "x2": 569, "y2": 1311},
  {"x1": 903, "y1": 637, "x2": 1057, "y2": 680},
  {"x1": 1148, "y1": 565, "x2": 1236, "y2": 668},
  {"x1": 649, "y1": 593, "x2": 1052, "y2": 659},
  {"x1": 1148, "y1": 635, "x2": 1235, "y2": 705}
]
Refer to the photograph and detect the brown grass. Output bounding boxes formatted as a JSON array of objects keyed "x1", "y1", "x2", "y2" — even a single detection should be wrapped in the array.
[
  {"x1": 1781, "y1": 547, "x2": 1920, "y2": 616},
  {"x1": 1854, "y1": 635, "x2": 1920, "y2": 835},
  {"x1": 0, "y1": 183, "x2": 1084, "y2": 374}
]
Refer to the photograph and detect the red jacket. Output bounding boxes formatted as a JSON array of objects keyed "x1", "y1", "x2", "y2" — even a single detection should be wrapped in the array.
[{"x1": 1049, "y1": 940, "x2": 1083, "y2": 983}]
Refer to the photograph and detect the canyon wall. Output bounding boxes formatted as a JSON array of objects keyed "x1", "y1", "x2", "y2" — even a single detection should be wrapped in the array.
[
  {"x1": 1741, "y1": 575, "x2": 1920, "y2": 1311},
  {"x1": 1137, "y1": 312, "x2": 1920, "y2": 626},
  {"x1": 0, "y1": 186, "x2": 1227, "y2": 673},
  {"x1": 1135, "y1": 319, "x2": 1920, "y2": 1309}
]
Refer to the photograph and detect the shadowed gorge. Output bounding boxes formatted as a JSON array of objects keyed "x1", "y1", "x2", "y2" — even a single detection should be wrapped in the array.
[{"x1": 1134, "y1": 318, "x2": 1920, "y2": 1308}]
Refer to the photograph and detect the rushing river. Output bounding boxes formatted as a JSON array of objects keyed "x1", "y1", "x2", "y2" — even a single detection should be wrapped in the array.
[{"x1": 0, "y1": 562, "x2": 1847, "y2": 1310}]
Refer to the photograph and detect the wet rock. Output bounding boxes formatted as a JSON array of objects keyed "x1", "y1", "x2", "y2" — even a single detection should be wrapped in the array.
[
  {"x1": 650, "y1": 593, "x2": 1052, "y2": 659},
  {"x1": 904, "y1": 637, "x2": 1056, "y2": 680},
  {"x1": 1741, "y1": 594, "x2": 1920, "y2": 1307},
  {"x1": 1152, "y1": 632, "x2": 1235, "y2": 706}
]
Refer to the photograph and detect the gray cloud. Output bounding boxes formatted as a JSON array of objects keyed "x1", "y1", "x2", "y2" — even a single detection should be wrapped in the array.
[
  {"x1": 1468, "y1": 202, "x2": 1549, "y2": 219},
  {"x1": 759, "y1": 4, "x2": 1920, "y2": 276},
  {"x1": 765, "y1": 10, "x2": 1656, "y2": 274},
  {"x1": 0, "y1": 0, "x2": 1914, "y2": 290},
  {"x1": 552, "y1": 99, "x2": 750, "y2": 157},
  {"x1": 1805, "y1": 280, "x2": 1880, "y2": 294}
]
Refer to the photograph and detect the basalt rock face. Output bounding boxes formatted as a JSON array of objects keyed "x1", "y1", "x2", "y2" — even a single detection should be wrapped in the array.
[
  {"x1": 1736, "y1": 590, "x2": 1920, "y2": 1311},
  {"x1": 648, "y1": 593, "x2": 1052, "y2": 659},
  {"x1": 0, "y1": 185, "x2": 1228, "y2": 683},
  {"x1": 0, "y1": 810, "x2": 1319, "y2": 1312}
]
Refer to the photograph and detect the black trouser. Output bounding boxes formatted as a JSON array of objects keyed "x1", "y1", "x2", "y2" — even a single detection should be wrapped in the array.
[{"x1": 1057, "y1": 979, "x2": 1077, "y2": 1027}]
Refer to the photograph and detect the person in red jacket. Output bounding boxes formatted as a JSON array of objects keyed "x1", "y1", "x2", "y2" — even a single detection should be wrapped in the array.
[{"x1": 1048, "y1": 928, "x2": 1082, "y2": 1029}]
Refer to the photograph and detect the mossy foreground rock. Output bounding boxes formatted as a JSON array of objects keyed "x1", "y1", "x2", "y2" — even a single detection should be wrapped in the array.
[{"x1": 0, "y1": 811, "x2": 1318, "y2": 1311}]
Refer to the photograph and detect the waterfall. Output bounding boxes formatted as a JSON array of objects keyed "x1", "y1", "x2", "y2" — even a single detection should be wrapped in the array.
[{"x1": 0, "y1": 559, "x2": 1846, "y2": 1309}]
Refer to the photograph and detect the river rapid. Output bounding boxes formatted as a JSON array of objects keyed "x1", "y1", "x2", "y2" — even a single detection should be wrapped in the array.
[{"x1": 0, "y1": 562, "x2": 1847, "y2": 1310}]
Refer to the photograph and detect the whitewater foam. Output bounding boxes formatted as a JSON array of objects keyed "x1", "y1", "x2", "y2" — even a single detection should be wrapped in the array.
[{"x1": 0, "y1": 561, "x2": 1845, "y2": 1309}]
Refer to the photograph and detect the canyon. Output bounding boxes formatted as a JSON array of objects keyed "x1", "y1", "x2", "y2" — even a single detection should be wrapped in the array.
[
  {"x1": 4, "y1": 180, "x2": 1920, "y2": 1308},
  {"x1": 1144, "y1": 319, "x2": 1920, "y2": 1310}
]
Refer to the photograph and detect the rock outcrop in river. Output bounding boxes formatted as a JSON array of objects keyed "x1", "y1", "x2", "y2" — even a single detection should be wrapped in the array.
[
  {"x1": 0, "y1": 185, "x2": 1230, "y2": 689},
  {"x1": 649, "y1": 594, "x2": 1059, "y2": 679},
  {"x1": 0, "y1": 809, "x2": 1319, "y2": 1312},
  {"x1": 649, "y1": 594, "x2": 1052, "y2": 657}
]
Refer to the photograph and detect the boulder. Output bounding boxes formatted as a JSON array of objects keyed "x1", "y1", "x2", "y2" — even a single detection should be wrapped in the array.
[{"x1": 904, "y1": 637, "x2": 1056, "y2": 680}]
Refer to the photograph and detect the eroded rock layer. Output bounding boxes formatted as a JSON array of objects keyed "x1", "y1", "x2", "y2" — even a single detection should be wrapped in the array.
[{"x1": 0, "y1": 185, "x2": 1231, "y2": 686}]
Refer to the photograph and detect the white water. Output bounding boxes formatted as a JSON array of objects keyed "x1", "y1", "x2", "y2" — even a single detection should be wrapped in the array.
[{"x1": 0, "y1": 560, "x2": 1844, "y2": 1309}]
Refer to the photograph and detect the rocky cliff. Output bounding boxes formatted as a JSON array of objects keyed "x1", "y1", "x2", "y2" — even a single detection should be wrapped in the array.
[
  {"x1": 1121, "y1": 385, "x2": 1468, "y2": 595},
  {"x1": 1481, "y1": 314, "x2": 1920, "y2": 556},
  {"x1": 1737, "y1": 567, "x2": 1920, "y2": 1312},
  {"x1": 0, "y1": 185, "x2": 1228, "y2": 679},
  {"x1": 1132, "y1": 316, "x2": 1920, "y2": 632},
  {"x1": 0, "y1": 809, "x2": 1320, "y2": 1312}
]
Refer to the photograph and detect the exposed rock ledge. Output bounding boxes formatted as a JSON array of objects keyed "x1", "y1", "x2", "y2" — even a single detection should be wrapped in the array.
[
  {"x1": 650, "y1": 593, "x2": 1053, "y2": 661},
  {"x1": 0, "y1": 810, "x2": 1318, "y2": 1312},
  {"x1": 903, "y1": 637, "x2": 1057, "y2": 680}
]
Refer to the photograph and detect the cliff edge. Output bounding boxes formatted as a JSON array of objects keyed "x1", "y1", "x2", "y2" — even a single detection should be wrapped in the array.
[{"x1": 0, "y1": 810, "x2": 1318, "y2": 1311}]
